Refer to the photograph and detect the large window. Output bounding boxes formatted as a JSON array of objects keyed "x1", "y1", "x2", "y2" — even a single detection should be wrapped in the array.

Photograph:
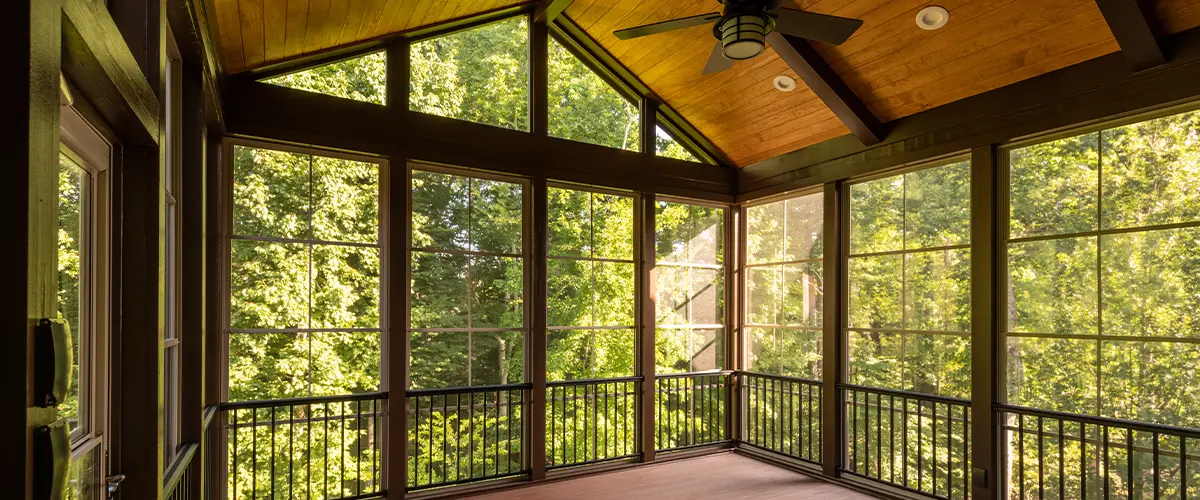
[
  {"x1": 847, "y1": 161, "x2": 972, "y2": 398},
  {"x1": 262, "y1": 51, "x2": 386, "y2": 105},
  {"x1": 745, "y1": 192, "x2": 823, "y2": 378},
  {"x1": 548, "y1": 38, "x2": 639, "y2": 152},
  {"x1": 546, "y1": 186, "x2": 636, "y2": 379},
  {"x1": 409, "y1": 168, "x2": 526, "y2": 389},
  {"x1": 228, "y1": 145, "x2": 382, "y2": 401},
  {"x1": 655, "y1": 201, "x2": 725, "y2": 374},
  {"x1": 410, "y1": 17, "x2": 530, "y2": 131},
  {"x1": 1005, "y1": 109, "x2": 1200, "y2": 427}
]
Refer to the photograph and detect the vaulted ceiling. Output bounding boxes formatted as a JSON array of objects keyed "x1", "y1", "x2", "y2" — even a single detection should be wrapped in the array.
[{"x1": 206, "y1": 0, "x2": 1200, "y2": 166}]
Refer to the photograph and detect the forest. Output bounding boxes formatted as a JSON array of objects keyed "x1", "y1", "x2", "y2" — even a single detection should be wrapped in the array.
[{"x1": 50, "y1": 14, "x2": 1200, "y2": 500}]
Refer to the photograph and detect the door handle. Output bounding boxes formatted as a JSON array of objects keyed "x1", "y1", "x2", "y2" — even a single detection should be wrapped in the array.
[{"x1": 104, "y1": 474, "x2": 126, "y2": 498}]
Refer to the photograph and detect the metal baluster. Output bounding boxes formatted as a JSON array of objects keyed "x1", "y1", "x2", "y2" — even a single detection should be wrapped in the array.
[
  {"x1": 270, "y1": 406, "x2": 275, "y2": 500},
  {"x1": 1152, "y1": 432, "x2": 1159, "y2": 500},
  {"x1": 1104, "y1": 426, "x2": 1110, "y2": 500},
  {"x1": 1019, "y1": 414, "x2": 1025, "y2": 500},
  {"x1": 1127, "y1": 429, "x2": 1134, "y2": 500},
  {"x1": 1081, "y1": 423, "x2": 1087, "y2": 500},
  {"x1": 1038, "y1": 416, "x2": 1044, "y2": 500}
]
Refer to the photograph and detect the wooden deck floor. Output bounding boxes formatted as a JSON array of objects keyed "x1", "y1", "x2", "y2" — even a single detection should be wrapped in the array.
[{"x1": 465, "y1": 453, "x2": 879, "y2": 500}]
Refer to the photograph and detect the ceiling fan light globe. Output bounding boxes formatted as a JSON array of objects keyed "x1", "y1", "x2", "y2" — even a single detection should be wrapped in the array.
[{"x1": 718, "y1": 13, "x2": 772, "y2": 60}]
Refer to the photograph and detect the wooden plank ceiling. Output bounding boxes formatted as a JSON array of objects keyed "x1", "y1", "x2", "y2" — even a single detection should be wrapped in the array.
[{"x1": 208, "y1": 0, "x2": 1200, "y2": 167}]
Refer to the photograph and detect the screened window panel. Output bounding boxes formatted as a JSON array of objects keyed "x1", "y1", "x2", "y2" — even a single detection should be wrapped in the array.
[
  {"x1": 655, "y1": 201, "x2": 725, "y2": 375},
  {"x1": 1005, "y1": 109, "x2": 1200, "y2": 427},
  {"x1": 228, "y1": 145, "x2": 382, "y2": 402},
  {"x1": 848, "y1": 161, "x2": 972, "y2": 397},
  {"x1": 548, "y1": 37, "x2": 639, "y2": 152},
  {"x1": 409, "y1": 17, "x2": 530, "y2": 131},
  {"x1": 261, "y1": 51, "x2": 386, "y2": 105}
]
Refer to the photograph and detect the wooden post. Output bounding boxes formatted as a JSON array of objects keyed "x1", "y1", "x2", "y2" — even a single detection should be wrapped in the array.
[
  {"x1": 385, "y1": 159, "x2": 410, "y2": 497},
  {"x1": 639, "y1": 97, "x2": 658, "y2": 156},
  {"x1": 529, "y1": 178, "x2": 549, "y2": 479},
  {"x1": 386, "y1": 38, "x2": 410, "y2": 115},
  {"x1": 638, "y1": 194, "x2": 657, "y2": 462},
  {"x1": 179, "y1": 58, "x2": 207, "y2": 500},
  {"x1": 971, "y1": 145, "x2": 1000, "y2": 500},
  {"x1": 8, "y1": 1, "x2": 62, "y2": 498},
  {"x1": 204, "y1": 136, "x2": 224, "y2": 499},
  {"x1": 530, "y1": 19, "x2": 549, "y2": 137},
  {"x1": 728, "y1": 205, "x2": 744, "y2": 442},
  {"x1": 821, "y1": 181, "x2": 845, "y2": 477}
]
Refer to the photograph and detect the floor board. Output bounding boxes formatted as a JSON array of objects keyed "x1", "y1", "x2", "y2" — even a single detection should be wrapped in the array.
[{"x1": 465, "y1": 453, "x2": 879, "y2": 500}]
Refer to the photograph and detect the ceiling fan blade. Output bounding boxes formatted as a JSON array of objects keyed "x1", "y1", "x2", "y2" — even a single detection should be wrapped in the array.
[
  {"x1": 772, "y1": 8, "x2": 864, "y2": 45},
  {"x1": 614, "y1": 12, "x2": 722, "y2": 40},
  {"x1": 702, "y1": 41, "x2": 733, "y2": 75}
]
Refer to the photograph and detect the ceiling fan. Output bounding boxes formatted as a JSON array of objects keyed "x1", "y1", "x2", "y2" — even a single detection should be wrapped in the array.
[{"x1": 613, "y1": 0, "x2": 864, "y2": 74}]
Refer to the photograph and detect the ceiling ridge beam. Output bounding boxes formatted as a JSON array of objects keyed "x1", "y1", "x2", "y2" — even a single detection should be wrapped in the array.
[
  {"x1": 1095, "y1": 0, "x2": 1166, "y2": 72},
  {"x1": 767, "y1": 32, "x2": 883, "y2": 147},
  {"x1": 535, "y1": 0, "x2": 575, "y2": 23}
]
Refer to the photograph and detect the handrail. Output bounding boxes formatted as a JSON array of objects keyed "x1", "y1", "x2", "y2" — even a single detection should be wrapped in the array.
[
  {"x1": 996, "y1": 403, "x2": 1200, "y2": 438},
  {"x1": 655, "y1": 370, "x2": 733, "y2": 380},
  {"x1": 219, "y1": 391, "x2": 387, "y2": 410},
  {"x1": 839, "y1": 383, "x2": 971, "y2": 406},
  {"x1": 407, "y1": 382, "x2": 532, "y2": 397},
  {"x1": 202, "y1": 405, "x2": 218, "y2": 429},
  {"x1": 162, "y1": 442, "x2": 198, "y2": 493},
  {"x1": 741, "y1": 371, "x2": 820, "y2": 384},
  {"x1": 546, "y1": 375, "x2": 643, "y2": 387}
]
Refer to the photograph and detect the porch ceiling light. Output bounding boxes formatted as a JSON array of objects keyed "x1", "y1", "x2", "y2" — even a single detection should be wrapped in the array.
[{"x1": 714, "y1": 12, "x2": 775, "y2": 60}]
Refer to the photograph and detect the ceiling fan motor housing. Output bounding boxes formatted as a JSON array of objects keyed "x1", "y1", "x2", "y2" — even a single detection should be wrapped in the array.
[{"x1": 713, "y1": 0, "x2": 777, "y2": 60}]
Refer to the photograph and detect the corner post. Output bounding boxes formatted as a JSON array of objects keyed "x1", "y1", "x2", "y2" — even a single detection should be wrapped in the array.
[
  {"x1": 971, "y1": 145, "x2": 1000, "y2": 500},
  {"x1": 179, "y1": 58, "x2": 207, "y2": 500},
  {"x1": 529, "y1": 178, "x2": 549, "y2": 480},
  {"x1": 638, "y1": 194, "x2": 657, "y2": 462},
  {"x1": 384, "y1": 155, "x2": 410, "y2": 497},
  {"x1": 821, "y1": 181, "x2": 846, "y2": 477},
  {"x1": 728, "y1": 204, "x2": 745, "y2": 443}
]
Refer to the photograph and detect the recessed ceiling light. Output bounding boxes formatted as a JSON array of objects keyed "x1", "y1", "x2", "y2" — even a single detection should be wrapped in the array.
[
  {"x1": 916, "y1": 6, "x2": 949, "y2": 30},
  {"x1": 773, "y1": 75, "x2": 797, "y2": 92}
]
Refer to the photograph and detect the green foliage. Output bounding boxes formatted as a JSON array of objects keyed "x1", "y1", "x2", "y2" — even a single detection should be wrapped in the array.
[
  {"x1": 656, "y1": 202, "x2": 725, "y2": 374},
  {"x1": 410, "y1": 17, "x2": 530, "y2": 131},
  {"x1": 57, "y1": 154, "x2": 88, "y2": 433},
  {"x1": 263, "y1": 52, "x2": 386, "y2": 105},
  {"x1": 548, "y1": 38, "x2": 639, "y2": 151}
]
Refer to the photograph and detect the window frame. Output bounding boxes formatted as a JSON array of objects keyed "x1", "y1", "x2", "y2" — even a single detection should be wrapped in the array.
[
  {"x1": 997, "y1": 103, "x2": 1200, "y2": 420},
  {"x1": 544, "y1": 182, "x2": 641, "y2": 380},
  {"x1": 406, "y1": 162, "x2": 533, "y2": 389},
  {"x1": 741, "y1": 187, "x2": 825, "y2": 378},
  {"x1": 842, "y1": 155, "x2": 974, "y2": 397},
  {"x1": 221, "y1": 137, "x2": 388, "y2": 403}
]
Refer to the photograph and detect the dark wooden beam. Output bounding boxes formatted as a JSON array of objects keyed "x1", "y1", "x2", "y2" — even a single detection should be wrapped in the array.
[
  {"x1": 766, "y1": 32, "x2": 883, "y2": 147},
  {"x1": 179, "y1": 59, "x2": 208, "y2": 500},
  {"x1": 531, "y1": 20, "x2": 550, "y2": 137},
  {"x1": 739, "y1": 26, "x2": 1200, "y2": 201},
  {"x1": 224, "y1": 80, "x2": 737, "y2": 201},
  {"x1": 820, "y1": 181, "x2": 845, "y2": 477},
  {"x1": 385, "y1": 158, "x2": 411, "y2": 497},
  {"x1": 637, "y1": 195, "x2": 657, "y2": 463},
  {"x1": 639, "y1": 97, "x2": 659, "y2": 156},
  {"x1": 529, "y1": 179, "x2": 549, "y2": 480},
  {"x1": 534, "y1": 0, "x2": 575, "y2": 23},
  {"x1": 1096, "y1": 0, "x2": 1165, "y2": 72},
  {"x1": 7, "y1": 1, "x2": 61, "y2": 498},
  {"x1": 62, "y1": 0, "x2": 161, "y2": 145},
  {"x1": 970, "y1": 145, "x2": 999, "y2": 499}
]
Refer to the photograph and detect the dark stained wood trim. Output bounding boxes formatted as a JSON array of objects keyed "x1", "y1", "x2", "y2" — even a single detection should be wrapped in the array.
[
  {"x1": 530, "y1": 19, "x2": 550, "y2": 137},
  {"x1": 534, "y1": 0, "x2": 575, "y2": 23},
  {"x1": 166, "y1": 0, "x2": 226, "y2": 129},
  {"x1": 110, "y1": 0, "x2": 166, "y2": 86},
  {"x1": 8, "y1": 1, "x2": 61, "y2": 498},
  {"x1": 203, "y1": 137, "x2": 222, "y2": 407},
  {"x1": 385, "y1": 39, "x2": 410, "y2": 111},
  {"x1": 1095, "y1": 0, "x2": 1165, "y2": 72},
  {"x1": 766, "y1": 33, "x2": 883, "y2": 147},
  {"x1": 224, "y1": 80, "x2": 737, "y2": 201},
  {"x1": 385, "y1": 159, "x2": 410, "y2": 497},
  {"x1": 639, "y1": 97, "x2": 659, "y2": 156},
  {"x1": 178, "y1": 59, "x2": 208, "y2": 500},
  {"x1": 62, "y1": 0, "x2": 162, "y2": 145},
  {"x1": 553, "y1": 15, "x2": 731, "y2": 167},
  {"x1": 738, "y1": 26, "x2": 1200, "y2": 201},
  {"x1": 727, "y1": 205, "x2": 743, "y2": 443},
  {"x1": 637, "y1": 195, "x2": 657, "y2": 463},
  {"x1": 529, "y1": 178, "x2": 549, "y2": 480},
  {"x1": 969, "y1": 146, "x2": 998, "y2": 499},
  {"x1": 820, "y1": 181, "x2": 844, "y2": 477}
]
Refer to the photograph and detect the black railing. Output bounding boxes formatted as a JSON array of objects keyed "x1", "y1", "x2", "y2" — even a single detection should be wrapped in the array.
[
  {"x1": 999, "y1": 404, "x2": 1200, "y2": 500},
  {"x1": 843, "y1": 384, "x2": 971, "y2": 500},
  {"x1": 741, "y1": 372, "x2": 822, "y2": 464},
  {"x1": 165, "y1": 443, "x2": 199, "y2": 500},
  {"x1": 203, "y1": 406, "x2": 217, "y2": 500},
  {"x1": 221, "y1": 393, "x2": 385, "y2": 500},
  {"x1": 655, "y1": 371, "x2": 730, "y2": 452},
  {"x1": 407, "y1": 383, "x2": 530, "y2": 491},
  {"x1": 547, "y1": 377, "x2": 640, "y2": 468}
]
